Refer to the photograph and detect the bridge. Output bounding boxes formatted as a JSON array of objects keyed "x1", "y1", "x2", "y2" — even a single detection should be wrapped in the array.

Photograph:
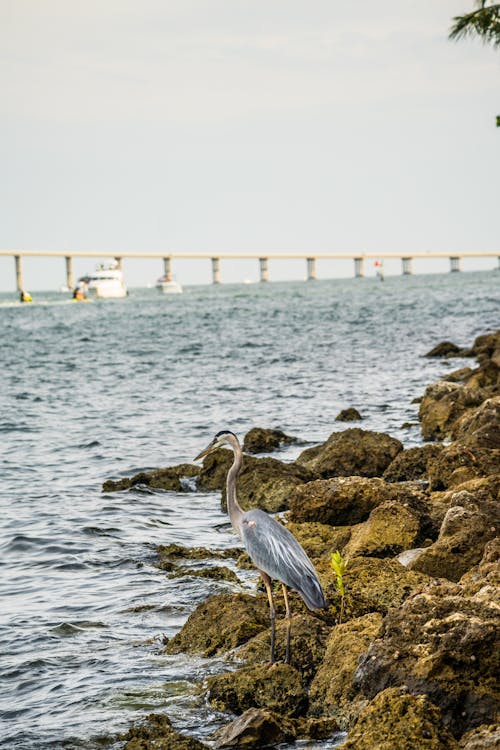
[{"x1": 0, "y1": 249, "x2": 498, "y2": 291}]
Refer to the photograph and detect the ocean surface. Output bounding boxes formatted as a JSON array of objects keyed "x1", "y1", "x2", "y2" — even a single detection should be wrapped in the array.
[{"x1": 1, "y1": 272, "x2": 498, "y2": 750}]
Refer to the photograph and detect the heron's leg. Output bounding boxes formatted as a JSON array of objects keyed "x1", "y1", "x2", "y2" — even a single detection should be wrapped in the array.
[
  {"x1": 282, "y1": 584, "x2": 292, "y2": 665},
  {"x1": 260, "y1": 571, "x2": 276, "y2": 663}
]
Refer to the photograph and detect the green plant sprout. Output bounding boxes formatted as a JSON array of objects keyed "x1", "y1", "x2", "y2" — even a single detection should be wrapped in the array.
[{"x1": 330, "y1": 550, "x2": 348, "y2": 623}]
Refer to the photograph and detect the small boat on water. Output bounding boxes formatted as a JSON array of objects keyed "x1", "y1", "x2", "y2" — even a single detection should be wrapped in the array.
[
  {"x1": 79, "y1": 262, "x2": 128, "y2": 299},
  {"x1": 156, "y1": 275, "x2": 183, "y2": 294}
]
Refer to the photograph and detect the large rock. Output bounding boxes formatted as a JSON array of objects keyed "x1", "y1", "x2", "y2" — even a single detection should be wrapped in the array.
[
  {"x1": 342, "y1": 500, "x2": 421, "y2": 559},
  {"x1": 197, "y1": 449, "x2": 315, "y2": 512},
  {"x1": 212, "y1": 708, "x2": 295, "y2": 748},
  {"x1": 339, "y1": 688, "x2": 459, "y2": 750},
  {"x1": 242, "y1": 427, "x2": 297, "y2": 454},
  {"x1": 309, "y1": 613, "x2": 383, "y2": 728},
  {"x1": 289, "y1": 476, "x2": 427, "y2": 527},
  {"x1": 353, "y1": 569, "x2": 500, "y2": 736},
  {"x1": 427, "y1": 444, "x2": 500, "y2": 490},
  {"x1": 103, "y1": 463, "x2": 200, "y2": 493},
  {"x1": 206, "y1": 663, "x2": 308, "y2": 718},
  {"x1": 296, "y1": 428, "x2": 402, "y2": 479},
  {"x1": 281, "y1": 520, "x2": 353, "y2": 559},
  {"x1": 383, "y1": 444, "x2": 443, "y2": 483},
  {"x1": 164, "y1": 593, "x2": 269, "y2": 657},
  {"x1": 450, "y1": 396, "x2": 500, "y2": 449},
  {"x1": 419, "y1": 382, "x2": 487, "y2": 441},
  {"x1": 122, "y1": 713, "x2": 208, "y2": 750}
]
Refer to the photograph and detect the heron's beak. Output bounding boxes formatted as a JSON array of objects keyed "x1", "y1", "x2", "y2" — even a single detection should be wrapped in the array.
[{"x1": 194, "y1": 441, "x2": 218, "y2": 462}]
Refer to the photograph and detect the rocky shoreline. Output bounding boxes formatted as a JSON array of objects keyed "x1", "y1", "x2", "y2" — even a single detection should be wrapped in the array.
[{"x1": 108, "y1": 329, "x2": 499, "y2": 750}]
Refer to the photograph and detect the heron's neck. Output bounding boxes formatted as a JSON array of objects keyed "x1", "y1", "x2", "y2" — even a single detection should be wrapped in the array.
[{"x1": 227, "y1": 447, "x2": 244, "y2": 537}]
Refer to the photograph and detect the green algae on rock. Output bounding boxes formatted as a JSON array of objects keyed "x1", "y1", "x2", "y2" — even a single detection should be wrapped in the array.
[
  {"x1": 121, "y1": 712, "x2": 208, "y2": 750},
  {"x1": 342, "y1": 500, "x2": 421, "y2": 560},
  {"x1": 383, "y1": 443, "x2": 443, "y2": 483}
]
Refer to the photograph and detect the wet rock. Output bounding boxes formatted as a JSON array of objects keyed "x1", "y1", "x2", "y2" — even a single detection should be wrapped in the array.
[
  {"x1": 156, "y1": 543, "x2": 242, "y2": 572},
  {"x1": 197, "y1": 449, "x2": 316, "y2": 513},
  {"x1": 419, "y1": 382, "x2": 486, "y2": 441},
  {"x1": 296, "y1": 428, "x2": 402, "y2": 479},
  {"x1": 242, "y1": 427, "x2": 297, "y2": 454},
  {"x1": 206, "y1": 662, "x2": 308, "y2": 718},
  {"x1": 383, "y1": 443, "x2": 443, "y2": 482},
  {"x1": 281, "y1": 520, "x2": 353, "y2": 559},
  {"x1": 450, "y1": 396, "x2": 500, "y2": 449},
  {"x1": 424, "y1": 341, "x2": 468, "y2": 358},
  {"x1": 309, "y1": 613, "x2": 382, "y2": 728},
  {"x1": 169, "y1": 565, "x2": 240, "y2": 583},
  {"x1": 342, "y1": 500, "x2": 421, "y2": 559},
  {"x1": 237, "y1": 613, "x2": 330, "y2": 681},
  {"x1": 353, "y1": 575, "x2": 500, "y2": 736},
  {"x1": 213, "y1": 707, "x2": 295, "y2": 748},
  {"x1": 339, "y1": 688, "x2": 459, "y2": 750},
  {"x1": 427, "y1": 443, "x2": 500, "y2": 490},
  {"x1": 471, "y1": 329, "x2": 500, "y2": 364},
  {"x1": 164, "y1": 593, "x2": 269, "y2": 657},
  {"x1": 409, "y1": 486, "x2": 499, "y2": 581},
  {"x1": 335, "y1": 408, "x2": 362, "y2": 422},
  {"x1": 289, "y1": 476, "x2": 427, "y2": 527},
  {"x1": 122, "y1": 712, "x2": 208, "y2": 750},
  {"x1": 459, "y1": 724, "x2": 500, "y2": 749},
  {"x1": 315, "y1": 556, "x2": 429, "y2": 623},
  {"x1": 103, "y1": 463, "x2": 200, "y2": 493}
]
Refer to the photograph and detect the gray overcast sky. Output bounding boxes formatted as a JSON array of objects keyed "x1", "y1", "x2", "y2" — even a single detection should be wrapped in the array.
[{"x1": 1, "y1": 0, "x2": 499, "y2": 289}]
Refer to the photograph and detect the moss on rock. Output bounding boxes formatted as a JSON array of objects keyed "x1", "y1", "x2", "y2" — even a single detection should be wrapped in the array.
[{"x1": 121, "y1": 713, "x2": 208, "y2": 750}]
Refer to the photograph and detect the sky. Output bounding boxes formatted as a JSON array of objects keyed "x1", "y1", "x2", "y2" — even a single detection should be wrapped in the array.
[{"x1": 1, "y1": 0, "x2": 499, "y2": 290}]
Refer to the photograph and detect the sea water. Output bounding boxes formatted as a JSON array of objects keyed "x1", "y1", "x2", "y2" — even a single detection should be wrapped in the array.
[{"x1": 0, "y1": 273, "x2": 498, "y2": 749}]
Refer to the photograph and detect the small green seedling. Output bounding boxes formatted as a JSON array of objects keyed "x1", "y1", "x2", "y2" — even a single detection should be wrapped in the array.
[{"x1": 330, "y1": 550, "x2": 348, "y2": 623}]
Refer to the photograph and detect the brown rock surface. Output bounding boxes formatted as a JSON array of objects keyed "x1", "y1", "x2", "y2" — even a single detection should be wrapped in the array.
[
  {"x1": 383, "y1": 443, "x2": 443, "y2": 482},
  {"x1": 242, "y1": 427, "x2": 297, "y2": 454},
  {"x1": 459, "y1": 724, "x2": 500, "y2": 750},
  {"x1": 212, "y1": 708, "x2": 295, "y2": 748},
  {"x1": 335, "y1": 408, "x2": 362, "y2": 421},
  {"x1": 419, "y1": 382, "x2": 486, "y2": 441},
  {"x1": 427, "y1": 444, "x2": 500, "y2": 490},
  {"x1": 342, "y1": 500, "x2": 421, "y2": 559},
  {"x1": 122, "y1": 713, "x2": 208, "y2": 750},
  {"x1": 450, "y1": 395, "x2": 500, "y2": 449},
  {"x1": 103, "y1": 463, "x2": 200, "y2": 493},
  {"x1": 282, "y1": 520, "x2": 353, "y2": 559},
  {"x1": 425, "y1": 341, "x2": 468, "y2": 358}
]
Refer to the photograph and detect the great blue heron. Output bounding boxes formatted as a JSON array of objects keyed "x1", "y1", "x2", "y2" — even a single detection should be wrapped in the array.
[{"x1": 195, "y1": 430, "x2": 327, "y2": 664}]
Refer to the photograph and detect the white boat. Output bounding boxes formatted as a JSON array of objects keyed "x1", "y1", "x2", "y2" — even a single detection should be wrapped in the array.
[
  {"x1": 156, "y1": 275, "x2": 183, "y2": 294},
  {"x1": 79, "y1": 263, "x2": 127, "y2": 299}
]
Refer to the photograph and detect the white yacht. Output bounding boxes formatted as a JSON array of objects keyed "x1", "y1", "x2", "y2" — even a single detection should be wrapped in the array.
[
  {"x1": 79, "y1": 262, "x2": 127, "y2": 299},
  {"x1": 156, "y1": 275, "x2": 183, "y2": 294}
]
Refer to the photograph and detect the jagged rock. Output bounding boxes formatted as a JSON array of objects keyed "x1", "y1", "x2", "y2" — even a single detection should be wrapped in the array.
[
  {"x1": 342, "y1": 500, "x2": 421, "y2": 559},
  {"x1": 309, "y1": 613, "x2": 382, "y2": 728},
  {"x1": 409, "y1": 486, "x2": 499, "y2": 581},
  {"x1": 315, "y1": 556, "x2": 429, "y2": 623},
  {"x1": 169, "y1": 565, "x2": 240, "y2": 583},
  {"x1": 282, "y1": 520, "x2": 353, "y2": 559},
  {"x1": 289, "y1": 476, "x2": 427, "y2": 527},
  {"x1": 164, "y1": 593, "x2": 269, "y2": 657},
  {"x1": 206, "y1": 662, "x2": 308, "y2": 718},
  {"x1": 459, "y1": 724, "x2": 500, "y2": 749},
  {"x1": 427, "y1": 443, "x2": 500, "y2": 490},
  {"x1": 339, "y1": 688, "x2": 459, "y2": 750},
  {"x1": 444, "y1": 367, "x2": 475, "y2": 383},
  {"x1": 102, "y1": 464, "x2": 200, "y2": 493},
  {"x1": 450, "y1": 396, "x2": 500, "y2": 449},
  {"x1": 213, "y1": 708, "x2": 295, "y2": 748},
  {"x1": 419, "y1": 382, "x2": 487, "y2": 441},
  {"x1": 237, "y1": 613, "x2": 330, "y2": 681},
  {"x1": 122, "y1": 713, "x2": 208, "y2": 750},
  {"x1": 424, "y1": 341, "x2": 469, "y2": 358},
  {"x1": 353, "y1": 572, "x2": 500, "y2": 736},
  {"x1": 242, "y1": 427, "x2": 297, "y2": 454},
  {"x1": 296, "y1": 428, "x2": 402, "y2": 478},
  {"x1": 197, "y1": 448, "x2": 316, "y2": 512},
  {"x1": 156, "y1": 543, "x2": 242, "y2": 572},
  {"x1": 383, "y1": 444, "x2": 443, "y2": 482},
  {"x1": 335, "y1": 408, "x2": 362, "y2": 422}
]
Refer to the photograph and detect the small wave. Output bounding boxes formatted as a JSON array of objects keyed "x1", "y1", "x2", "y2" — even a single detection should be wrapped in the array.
[{"x1": 48, "y1": 621, "x2": 108, "y2": 636}]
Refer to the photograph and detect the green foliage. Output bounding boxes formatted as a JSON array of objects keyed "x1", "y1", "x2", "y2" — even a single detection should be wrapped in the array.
[
  {"x1": 449, "y1": 2, "x2": 500, "y2": 48},
  {"x1": 330, "y1": 550, "x2": 348, "y2": 622}
]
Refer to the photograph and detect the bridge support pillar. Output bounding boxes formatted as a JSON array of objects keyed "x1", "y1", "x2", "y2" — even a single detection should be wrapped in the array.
[
  {"x1": 65, "y1": 256, "x2": 74, "y2": 290},
  {"x1": 212, "y1": 257, "x2": 221, "y2": 284},
  {"x1": 450, "y1": 256, "x2": 461, "y2": 272},
  {"x1": 354, "y1": 257, "x2": 364, "y2": 277},
  {"x1": 163, "y1": 257, "x2": 172, "y2": 281},
  {"x1": 402, "y1": 257, "x2": 413, "y2": 275},
  {"x1": 306, "y1": 257, "x2": 317, "y2": 280},
  {"x1": 15, "y1": 255, "x2": 23, "y2": 292},
  {"x1": 259, "y1": 257, "x2": 269, "y2": 282},
  {"x1": 114, "y1": 256, "x2": 123, "y2": 270}
]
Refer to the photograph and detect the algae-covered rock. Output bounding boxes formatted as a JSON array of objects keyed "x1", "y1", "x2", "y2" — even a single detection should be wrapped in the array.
[
  {"x1": 459, "y1": 724, "x2": 500, "y2": 750},
  {"x1": 206, "y1": 662, "x2": 308, "y2": 717},
  {"x1": 309, "y1": 613, "x2": 383, "y2": 728},
  {"x1": 342, "y1": 500, "x2": 421, "y2": 559},
  {"x1": 197, "y1": 449, "x2": 315, "y2": 513},
  {"x1": 169, "y1": 565, "x2": 240, "y2": 583},
  {"x1": 353, "y1": 576, "x2": 500, "y2": 736},
  {"x1": 450, "y1": 395, "x2": 500, "y2": 449},
  {"x1": 335, "y1": 408, "x2": 362, "y2": 422},
  {"x1": 424, "y1": 341, "x2": 467, "y2": 358},
  {"x1": 289, "y1": 476, "x2": 426, "y2": 527},
  {"x1": 427, "y1": 443, "x2": 500, "y2": 490},
  {"x1": 242, "y1": 427, "x2": 297, "y2": 454},
  {"x1": 339, "y1": 688, "x2": 459, "y2": 750},
  {"x1": 296, "y1": 428, "x2": 402, "y2": 479},
  {"x1": 419, "y1": 382, "x2": 486, "y2": 441},
  {"x1": 383, "y1": 444, "x2": 443, "y2": 483},
  {"x1": 164, "y1": 593, "x2": 269, "y2": 657},
  {"x1": 212, "y1": 709, "x2": 338, "y2": 748},
  {"x1": 237, "y1": 613, "x2": 330, "y2": 681},
  {"x1": 103, "y1": 464, "x2": 200, "y2": 493},
  {"x1": 122, "y1": 712, "x2": 208, "y2": 750},
  {"x1": 282, "y1": 520, "x2": 353, "y2": 559}
]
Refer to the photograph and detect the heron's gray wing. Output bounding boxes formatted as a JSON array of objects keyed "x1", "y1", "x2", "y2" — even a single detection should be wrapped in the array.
[{"x1": 241, "y1": 510, "x2": 327, "y2": 610}]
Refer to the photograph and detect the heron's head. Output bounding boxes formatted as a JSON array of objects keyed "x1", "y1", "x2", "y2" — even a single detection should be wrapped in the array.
[{"x1": 194, "y1": 430, "x2": 238, "y2": 461}]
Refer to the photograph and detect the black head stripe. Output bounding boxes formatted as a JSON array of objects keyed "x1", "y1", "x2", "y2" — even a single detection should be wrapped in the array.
[{"x1": 215, "y1": 430, "x2": 236, "y2": 439}]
